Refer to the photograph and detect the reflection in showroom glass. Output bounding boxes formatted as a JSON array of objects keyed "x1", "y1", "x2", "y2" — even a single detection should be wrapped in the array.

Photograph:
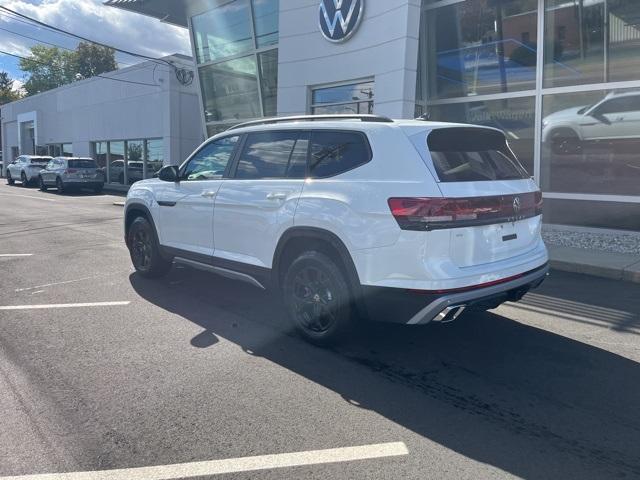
[{"x1": 541, "y1": 88, "x2": 640, "y2": 196}]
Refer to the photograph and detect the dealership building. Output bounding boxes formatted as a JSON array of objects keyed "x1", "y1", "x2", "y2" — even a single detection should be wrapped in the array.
[
  {"x1": 1, "y1": 54, "x2": 203, "y2": 187},
  {"x1": 106, "y1": 0, "x2": 640, "y2": 231}
]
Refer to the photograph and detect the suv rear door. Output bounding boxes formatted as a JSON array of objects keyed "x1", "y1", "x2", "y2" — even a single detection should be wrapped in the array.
[
  {"x1": 425, "y1": 127, "x2": 542, "y2": 267},
  {"x1": 213, "y1": 130, "x2": 308, "y2": 268}
]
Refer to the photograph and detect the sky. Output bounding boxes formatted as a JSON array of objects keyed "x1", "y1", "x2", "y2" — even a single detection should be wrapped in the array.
[{"x1": 0, "y1": 0, "x2": 191, "y2": 90}]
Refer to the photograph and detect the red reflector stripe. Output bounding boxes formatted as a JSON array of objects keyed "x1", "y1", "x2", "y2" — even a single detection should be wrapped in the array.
[{"x1": 407, "y1": 264, "x2": 547, "y2": 295}]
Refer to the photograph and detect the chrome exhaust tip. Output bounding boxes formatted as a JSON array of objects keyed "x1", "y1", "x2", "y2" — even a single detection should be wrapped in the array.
[{"x1": 432, "y1": 305, "x2": 466, "y2": 323}]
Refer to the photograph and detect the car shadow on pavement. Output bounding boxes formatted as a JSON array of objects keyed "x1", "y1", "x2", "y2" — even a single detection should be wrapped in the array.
[{"x1": 129, "y1": 269, "x2": 640, "y2": 480}]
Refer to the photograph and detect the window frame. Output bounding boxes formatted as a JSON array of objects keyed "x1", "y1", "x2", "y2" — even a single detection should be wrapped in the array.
[{"x1": 179, "y1": 134, "x2": 242, "y2": 181}]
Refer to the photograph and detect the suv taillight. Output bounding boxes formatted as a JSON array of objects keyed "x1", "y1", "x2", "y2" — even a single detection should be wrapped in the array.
[{"x1": 388, "y1": 191, "x2": 543, "y2": 231}]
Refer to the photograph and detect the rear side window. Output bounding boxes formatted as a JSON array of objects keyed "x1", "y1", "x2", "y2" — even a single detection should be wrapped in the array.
[
  {"x1": 68, "y1": 159, "x2": 96, "y2": 168},
  {"x1": 235, "y1": 131, "x2": 301, "y2": 179},
  {"x1": 428, "y1": 128, "x2": 529, "y2": 182},
  {"x1": 30, "y1": 157, "x2": 49, "y2": 164},
  {"x1": 309, "y1": 131, "x2": 371, "y2": 178}
]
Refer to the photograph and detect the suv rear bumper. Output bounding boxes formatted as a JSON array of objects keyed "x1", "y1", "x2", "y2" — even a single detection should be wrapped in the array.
[{"x1": 361, "y1": 263, "x2": 549, "y2": 325}]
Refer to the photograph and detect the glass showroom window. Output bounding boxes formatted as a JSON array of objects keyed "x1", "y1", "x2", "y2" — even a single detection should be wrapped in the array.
[
  {"x1": 93, "y1": 141, "x2": 108, "y2": 182},
  {"x1": 192, "y1": 0, "x2": 253, "y2": 64},
  {"x1": 199, "y1": 56, "x2": 261, "y2": 123},
  {"x1": 109, "y1": 141, "x2": 125, "y2": 185},
  {"x1": 191, "y1": 0, "x2": 279, "y2": 135},
  {"x1": 61, "y1": 143, "x2": 73, "y2": 157},
  {"x1": 311, "y1": 81, "x2": 375, "y2": 114},
  {"x1": 416, "y1": 0, "x2": 538, "y2": 101},
  {"x1": 146, "y1": 139, "x2": 163, "y2": 178},
  {"x1": 126, "y1": 140, "x2": 144, "y2": 185},
  {"x1": 541, "y1": 88, "x2": 640, "y2": 197},
  {"x1": 544, "y1": 0, "x2": 640, "y2": 87}
]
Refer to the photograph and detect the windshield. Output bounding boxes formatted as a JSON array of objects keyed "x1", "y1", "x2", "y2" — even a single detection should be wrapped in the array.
[{"x1": 427, "y1": 127, "x2": 529, "y2": 182}]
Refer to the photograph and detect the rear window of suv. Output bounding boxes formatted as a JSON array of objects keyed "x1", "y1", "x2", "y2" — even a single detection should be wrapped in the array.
[
  {"x1": 427, "y1": 127, "x2": 529, "y2": 182},
  {"x1": 68, "y1": 159, "x2": 97, "y2": 168},
  {"x1": 309, "y1": 131, "x2": 371, "y2": 178}
]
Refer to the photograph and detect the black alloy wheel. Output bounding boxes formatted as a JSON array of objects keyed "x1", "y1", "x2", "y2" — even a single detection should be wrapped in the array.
[
  {"x1": 127, "y1": 216, "x2": 172, "y2": 278},
  {"x1": 283, "y1": 251, "x2": 355, "y2": 345}
]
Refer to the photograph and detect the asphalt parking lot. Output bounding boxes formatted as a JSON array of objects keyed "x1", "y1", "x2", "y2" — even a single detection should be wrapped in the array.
[{"x1": 1, "y1": 181, "x2": 639, "y2": 480}]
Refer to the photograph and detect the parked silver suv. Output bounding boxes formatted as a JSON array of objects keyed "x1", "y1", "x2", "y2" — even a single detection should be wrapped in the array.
[{"x1": 39, "y1": 157, "x2": 104, "y2": 194}]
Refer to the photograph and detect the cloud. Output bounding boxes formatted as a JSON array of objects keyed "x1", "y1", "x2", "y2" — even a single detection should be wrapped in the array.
[
  {"x1": 11, "y1": 77, "x2": 24, "y2": 93},
  {"x1": 0, "y1": 0, "x2": 191, "y2": 65}
]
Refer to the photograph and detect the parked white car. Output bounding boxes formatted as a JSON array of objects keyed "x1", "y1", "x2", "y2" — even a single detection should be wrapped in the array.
[
  {"x1": 542, "y1": 90, "x2": 640, "y2": 154},
  {"x1": 6, "y1": 155, "x2": 52, "y2": 186},
  {"x1": 124, "y1": 115, "x2": 548, "y2": 344}
]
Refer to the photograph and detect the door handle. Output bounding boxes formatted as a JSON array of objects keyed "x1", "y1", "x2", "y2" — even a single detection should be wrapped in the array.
[
  {"x1": 201, "y1": 191, "x2": 217, "y2": 198},
  {"x1": 266, "y1": 192, "x2": 287, "y2": 200}
]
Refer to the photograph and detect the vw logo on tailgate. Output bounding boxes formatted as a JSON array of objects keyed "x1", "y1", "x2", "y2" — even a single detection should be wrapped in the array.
[
  {"x1": 513, "y1": 197, "x2": 522, "y2": 214},
  {"x1": 319, "y1": 0, "x2": 364, "y2": 43}
]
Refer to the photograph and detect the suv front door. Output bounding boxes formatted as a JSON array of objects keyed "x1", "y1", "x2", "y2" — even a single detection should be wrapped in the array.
[
  {"x1": 213, "y1": 130, "x2": 308, "y2": 268},
  {"x1": 155, "y1": 136, "x2": 239, "y2": 257}
]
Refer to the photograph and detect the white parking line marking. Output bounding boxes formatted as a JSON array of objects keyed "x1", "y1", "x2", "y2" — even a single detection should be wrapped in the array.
[
  {"x1": 0, "y1": 254, "x2": 33, "y2": 257},
  {"x1": 0, "y1": 301, "x2": 130, "y2": 311},
  {"x1": 15, "y1": 274, "x2": 118, "y2": 292},
  {"x1": 0, "y1": 193, "x2": 57, "y2": 202},
  {"x1": 0, "y1": 442, "x2": 408, "y2": 480}
]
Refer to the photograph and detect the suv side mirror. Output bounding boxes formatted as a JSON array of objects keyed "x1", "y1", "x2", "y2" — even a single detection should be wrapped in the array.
[{"x1": 158, "y1": 165, "x2": 179, "y2": 182}]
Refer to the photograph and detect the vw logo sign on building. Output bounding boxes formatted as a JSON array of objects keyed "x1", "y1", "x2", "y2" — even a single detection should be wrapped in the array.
[{"x1": 319, "y1": 0, "x2": 364, "y2": 43}]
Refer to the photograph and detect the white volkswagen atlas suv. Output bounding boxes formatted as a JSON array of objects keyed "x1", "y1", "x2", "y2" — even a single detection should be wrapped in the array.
[{"x1": 124, "y1": 115, "x2": 548, "y2": 344}]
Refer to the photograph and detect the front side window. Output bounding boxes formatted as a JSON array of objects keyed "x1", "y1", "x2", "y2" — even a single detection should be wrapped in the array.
[
  {"x1": 234, "y1": 131, "x2": 303, "y2": 179},
  {"x1": 182, "y1": 136, "x2": 239, "y2": 181},
  {"x1": 309, "y1": 131, "x2": 371, "y2": 178}
]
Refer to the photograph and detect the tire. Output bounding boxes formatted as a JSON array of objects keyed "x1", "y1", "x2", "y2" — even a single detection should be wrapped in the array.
[
  {"x1": 21, "y1": 171, "x2": 29, "y2": 187},
  {"x1": 56, "y1": 177, "x2": 65, "y2": 194},
  {"x1": 6, "y1": 171, "x2": 14, "y2": 185},
  {"x1": 118, "y1": 173, "x2": 124, "y2": 184},
  {"x1": 39, "y1": 176, "x2": 48, "y2": 191},
  {"x1": 282, "y1": 251, "x2": 355, "y2": 345},
  {"x1": 550, "y1": 129, "x2": 581, "y2": 155},
  {"x1": 127, "y1": 216, "x2": 172, "y2": 278}
]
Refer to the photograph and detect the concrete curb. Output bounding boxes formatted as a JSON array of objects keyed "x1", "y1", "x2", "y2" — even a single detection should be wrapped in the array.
[{"x1": 548, "y1": 245, "x2": 640, "y2": 284}]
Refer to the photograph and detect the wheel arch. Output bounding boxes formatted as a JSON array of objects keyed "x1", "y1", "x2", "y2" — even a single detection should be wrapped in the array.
[
  {"x1": 124, "y1": 203, "x2": 159, "y2": 247},
  {"x1": 272, "y1": 227, "x2": 367, "y2": 318}
]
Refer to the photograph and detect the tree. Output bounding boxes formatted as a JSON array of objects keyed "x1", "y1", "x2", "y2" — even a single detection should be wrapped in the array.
[
  {"x1": 72, "y1": 42, "x2": 117, "y2": 79},
  {"x1": 0, "y1": 71, "x2": 21, "y2": 104},
  {"x1": 19, "y1": 42, "x2": 117, "y2": 96}
]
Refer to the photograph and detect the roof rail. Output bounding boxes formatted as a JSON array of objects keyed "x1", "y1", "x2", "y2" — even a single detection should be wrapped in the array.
[{"x1": 227, "y1": 114, "x2": 394, "y2": 131}]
